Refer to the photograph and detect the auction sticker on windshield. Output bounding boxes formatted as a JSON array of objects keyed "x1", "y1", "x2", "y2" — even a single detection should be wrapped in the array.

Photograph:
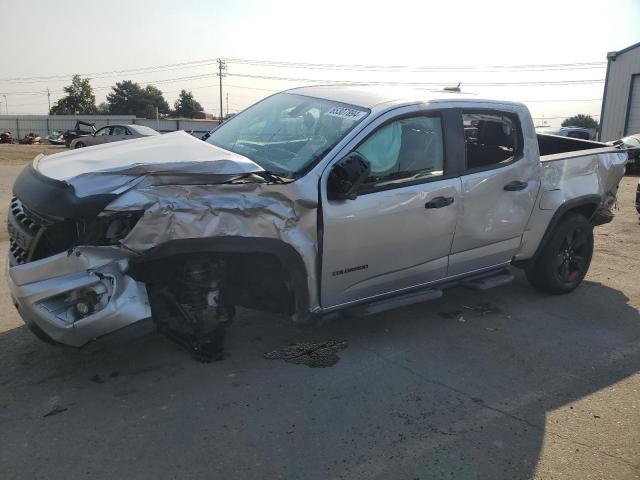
[{"x1": 325, "y1": 106, "x2": 367, "y2": 121}]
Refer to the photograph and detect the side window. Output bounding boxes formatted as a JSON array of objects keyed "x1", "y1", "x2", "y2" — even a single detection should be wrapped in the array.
[
  {"x1": 462, "y1": 112, "x2": 520, "y2": 169},
  {"x1": 95, "y1": 127, "x2": 111, "y2": 136},
  {"x1": 355, "y1": 115, "x2": 444, "y2": 191},
  {"x1": 111, "y1": 126, "x2": 126, "y2": 136}
]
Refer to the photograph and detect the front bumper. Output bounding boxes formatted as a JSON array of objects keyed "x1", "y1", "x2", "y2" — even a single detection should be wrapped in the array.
[{"x1": 7, "y1": 246, "x2": 151, "y2": 347}]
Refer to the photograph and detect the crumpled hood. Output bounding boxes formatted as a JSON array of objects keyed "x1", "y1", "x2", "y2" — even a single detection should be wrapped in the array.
[{"x1": 34, "y1": 130, "x2": 264, "y2": 181}]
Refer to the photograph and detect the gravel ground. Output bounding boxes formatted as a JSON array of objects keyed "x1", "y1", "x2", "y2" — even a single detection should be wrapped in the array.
[{"x1": 0, "y1": 144, "x2": 639, "y2": 480}]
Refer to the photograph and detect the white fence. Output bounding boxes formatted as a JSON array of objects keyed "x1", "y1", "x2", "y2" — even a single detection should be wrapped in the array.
[{"x1": 0, "y1": 115, "x2": 220, "y2": 139}]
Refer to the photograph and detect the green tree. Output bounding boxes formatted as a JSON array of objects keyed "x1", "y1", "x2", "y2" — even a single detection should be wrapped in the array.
[
  {"x1": 173, "y1": 90, "x2": 204, "y2": 118},
  {"x1": 106, "y1": 80, "x2": 146, "y2": 116},
  {"x1": 49, "y1": 75, "x2": 97, "y2": 114},
  {"x1": 106, "y1": 81, "x2": 170, "y2": 118},
  {"x1": 96, "y1": 102, "x2": 110, "y2": 114},
  {"x1": 561, "y1": 114, "x2": 599, "y2": 130},
  {"x1": 144, "y1": 85, "x2": 170, "y2": 116}
]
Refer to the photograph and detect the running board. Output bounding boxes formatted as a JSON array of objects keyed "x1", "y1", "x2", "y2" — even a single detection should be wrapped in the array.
[
  {"x1": 460, "y1": 268, "x2": 514, "y2": 290},
  {"x1": 346, "y1": 288, "x2": 443, "y2": 317}
]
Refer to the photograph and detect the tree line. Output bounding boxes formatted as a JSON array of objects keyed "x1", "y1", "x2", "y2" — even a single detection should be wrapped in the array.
[{"x1": 50, "y1": 75, "x2": 205, "y2": 119}]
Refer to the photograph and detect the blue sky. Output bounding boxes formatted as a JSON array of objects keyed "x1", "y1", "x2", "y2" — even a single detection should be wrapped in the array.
[{"x1": 1, "y1": 0, "x2": 639, "y2": 126}]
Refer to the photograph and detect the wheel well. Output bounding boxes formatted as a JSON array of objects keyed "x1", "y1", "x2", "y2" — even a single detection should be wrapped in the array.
[
  {"x1": 129, "y1": 237, "x2": 310, "y2": 319},
  {"x1": 564, "y1": 203, "x2": 598, "y2": 221},
  {"x1": 517, "y1": 198, "x2": 600, "y2": 268},
  {"x1": 132, "y1": 251, "x2": 296, "y2": 316}
]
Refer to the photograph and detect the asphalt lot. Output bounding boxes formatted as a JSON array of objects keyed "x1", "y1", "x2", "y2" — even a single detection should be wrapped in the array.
[{"x1": 0, "y1": 144, "x2": 639, "y2": 480}]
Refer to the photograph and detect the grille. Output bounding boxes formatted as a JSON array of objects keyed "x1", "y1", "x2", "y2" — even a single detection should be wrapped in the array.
[{"x1": 7, "y1": 197, "x2": 76, "y2": 265}]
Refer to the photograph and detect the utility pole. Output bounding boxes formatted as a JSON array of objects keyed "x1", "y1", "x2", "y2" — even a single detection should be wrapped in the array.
[
  {"x1": 217, "y1": 58, "x2": 226, "y2": 122},
  {"x1": 226, "y1": 92, "x2": 229, "y2": 117},
  {"x1": 47, "y1": 88, "x2": 51, "y2": 114},
  {"x1": 2, "y1": 94, "x2": 7, "y2": 115}
]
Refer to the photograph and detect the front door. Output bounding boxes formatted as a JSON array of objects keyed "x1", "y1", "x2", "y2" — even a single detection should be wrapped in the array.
[
  {"x1": 449, "y1": 110, "x2": 540, "y2": 275},
  {"x1": 321, "y1": 110, "x2": 461, "y2": 309},
  {"x1": 93, "y1": 126, "x2": 111, "y2": 145}
]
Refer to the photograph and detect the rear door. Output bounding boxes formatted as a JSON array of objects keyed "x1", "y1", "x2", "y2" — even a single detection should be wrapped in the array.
[
  {"x1": 449, "y1": 110, "x2": 540, "y2": 275},
  {"x1": 320, "y1": 107, "x2": 463, "y2": 308}
]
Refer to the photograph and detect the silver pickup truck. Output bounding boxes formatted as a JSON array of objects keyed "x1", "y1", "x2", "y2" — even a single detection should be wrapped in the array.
[{"x1": 6, "y1": 86, "x2": 627, "y2": 360}]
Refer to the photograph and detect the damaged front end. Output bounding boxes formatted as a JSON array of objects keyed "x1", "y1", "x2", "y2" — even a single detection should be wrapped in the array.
[
  {"x1": 7, "y1": 246, "x2": 150, "y2": 347},
  {"x1": 7, "y1": 132, "x2": 318, "y2": 360}
]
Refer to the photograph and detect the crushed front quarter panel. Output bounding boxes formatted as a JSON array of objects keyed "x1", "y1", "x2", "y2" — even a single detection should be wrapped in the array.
[{"x1": 105, "y1": 175, "x2": 321, "y2": 310}]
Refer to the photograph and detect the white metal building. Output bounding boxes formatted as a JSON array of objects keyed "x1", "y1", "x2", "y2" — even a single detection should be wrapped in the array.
[{"x1": 600, "y1": 41, "x2": 640, "y2": 141}]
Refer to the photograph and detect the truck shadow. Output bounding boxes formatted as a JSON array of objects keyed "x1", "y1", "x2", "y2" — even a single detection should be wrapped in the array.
[{"x1": 0, "y1": 272, "x2": 639, "y2": 479}]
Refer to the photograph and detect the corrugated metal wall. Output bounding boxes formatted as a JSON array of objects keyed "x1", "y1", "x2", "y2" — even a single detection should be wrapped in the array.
[
  {"x1": 0, "y1": 115, "x2": 220, "y2": 140},
  {"x1": 626, "y1": 75, "x2": 640, "y2": 135},
  {"x1": 600, "y1": 45, "x2": 640, "y2": 141}
]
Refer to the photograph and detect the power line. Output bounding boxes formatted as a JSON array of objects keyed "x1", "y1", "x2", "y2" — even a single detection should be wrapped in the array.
[
  {"x1": 0, "y1": 58, "x2": 219, "y2": 84},
  {"x1": 226, "y1": 72, "x2": 605, "y2": 87},
  {"x1": 2, "y1": 74, "x2": 285, "y2": 98},
  {"x1": 0, "y1": 57, "x2": 607, "y2": 85},
  {"x1": 225, "y1": 57, "x2": 606, "y2": 73}
]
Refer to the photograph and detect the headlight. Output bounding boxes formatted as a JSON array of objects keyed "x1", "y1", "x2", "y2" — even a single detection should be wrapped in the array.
[
  {"x1": 38, "y1": 276, "x2": 114, "y2": 324},
  {"x1": 78, "y1": 212, "x2": 143, "y2": 246}
]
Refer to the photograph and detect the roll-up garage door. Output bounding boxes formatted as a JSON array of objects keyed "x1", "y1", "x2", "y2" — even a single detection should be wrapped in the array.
[{"x1": 626, "y1": 75, "x2": 640, "y2": 135}]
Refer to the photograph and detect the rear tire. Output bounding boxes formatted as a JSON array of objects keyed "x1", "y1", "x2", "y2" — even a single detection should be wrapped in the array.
[{"x1": 526, "y1": 213, "x2": 593, "y2": 294}]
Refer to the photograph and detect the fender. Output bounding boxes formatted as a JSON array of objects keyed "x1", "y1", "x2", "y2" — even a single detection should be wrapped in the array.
[
  {"x1": 129, "y1": 236, "x2": 310, "y2": 319},
  {"x1": 530, "y1": 194, "x2": 601, "y2": 261}
]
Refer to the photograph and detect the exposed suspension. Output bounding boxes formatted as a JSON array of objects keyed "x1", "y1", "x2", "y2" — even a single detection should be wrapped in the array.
[{"x1": 149, "y1": 257, "x2": 234, "y2": 362}]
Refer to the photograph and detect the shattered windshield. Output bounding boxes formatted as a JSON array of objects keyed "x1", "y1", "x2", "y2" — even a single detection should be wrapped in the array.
[{"x1": 206, "y1": 92, "x2": 369, "y2": 177}]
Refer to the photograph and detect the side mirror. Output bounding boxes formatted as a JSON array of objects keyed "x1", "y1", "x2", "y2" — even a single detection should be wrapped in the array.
[{"x1": 328, "y1": 152, "x2": 371, "y2": 200}]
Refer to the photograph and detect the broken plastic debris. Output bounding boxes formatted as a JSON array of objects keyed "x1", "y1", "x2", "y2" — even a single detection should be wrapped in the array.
[
  {"x1": 89, "y1": 374, "x2": 105, "y2": 384},
  {"x1": 43, "y1": 406, "x2": 68, "y2": 418},
  {"x1": 264, "y1": 340, "x2": 348, "y2": 368}
]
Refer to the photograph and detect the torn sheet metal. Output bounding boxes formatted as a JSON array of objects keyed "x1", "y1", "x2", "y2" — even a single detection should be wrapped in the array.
[{"x1": 106, "y1": 176, "x2": 321, "y2": 310}]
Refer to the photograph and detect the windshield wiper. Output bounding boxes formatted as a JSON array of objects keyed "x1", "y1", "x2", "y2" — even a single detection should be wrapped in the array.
[
  {"x1": 227, "y1": 170, "x2": 292, "y2": 184},
  {"x1": 254, "y1": 170, "x2": 292, "y2": 184}
]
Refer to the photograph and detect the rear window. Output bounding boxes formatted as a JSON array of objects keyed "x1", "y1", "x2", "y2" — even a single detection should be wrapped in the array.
[
  {"x1": 132, "y1": 125, "x2": 159, "y2": 136},
  {"x1": 462, "y1": 112, "x2": 521, "y2": 169}
]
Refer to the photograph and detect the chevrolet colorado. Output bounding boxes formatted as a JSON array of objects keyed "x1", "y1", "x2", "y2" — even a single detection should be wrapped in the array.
[{"x1": 7, "y1": 86, "x2": 627, "y2": 360}]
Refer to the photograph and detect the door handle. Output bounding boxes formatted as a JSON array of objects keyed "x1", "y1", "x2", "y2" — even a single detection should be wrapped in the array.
[
  {"x1": 425, "y1": 196, "x2": 455, "y2": 209},
  {"x1": 504, "y1": 180, "x2": 528, "y2": 191}
]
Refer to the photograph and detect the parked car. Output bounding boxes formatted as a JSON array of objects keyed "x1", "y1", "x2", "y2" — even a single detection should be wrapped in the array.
[
  {"x1": 1, "y1": 131, "x2": 16, "y2": 144},
  {"x1": 63, "y1": 120, "x2": 95, "y2": 147},
  {"x1": 608, "y1": 133, "x2": 640, "y2": 173},
  {"x1": 70, "y1": 124, "x2": 159, "y2": 148},
  {"x1": 7, "y1": 87, "x2": 627, "y2": 361},
  {"x1": 536, "y1": 126, "x2": 595, "y2": 140}
]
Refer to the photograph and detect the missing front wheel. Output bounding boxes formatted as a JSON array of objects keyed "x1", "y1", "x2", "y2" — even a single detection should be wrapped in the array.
[{"x1": 147, "y1": 257, "x2": 235, "y2": 362}]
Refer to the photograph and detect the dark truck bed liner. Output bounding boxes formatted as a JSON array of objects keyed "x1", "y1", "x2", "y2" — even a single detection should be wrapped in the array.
[{"x1": 537, "y1": 133, "x2": 606, "y2": 157}]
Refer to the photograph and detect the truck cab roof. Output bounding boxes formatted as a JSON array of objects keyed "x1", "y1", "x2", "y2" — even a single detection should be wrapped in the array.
[{"x1": 287, "y1": 85, "x2": 526, "y2": 112}]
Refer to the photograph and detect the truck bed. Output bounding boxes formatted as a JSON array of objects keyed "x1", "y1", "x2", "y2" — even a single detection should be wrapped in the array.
[
  {"x1": 537, "y1": 133, "x2": 611, "y2": 158},
  {"x1": 537, "y1": 133, "x2": 626, "y2": 195}
]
